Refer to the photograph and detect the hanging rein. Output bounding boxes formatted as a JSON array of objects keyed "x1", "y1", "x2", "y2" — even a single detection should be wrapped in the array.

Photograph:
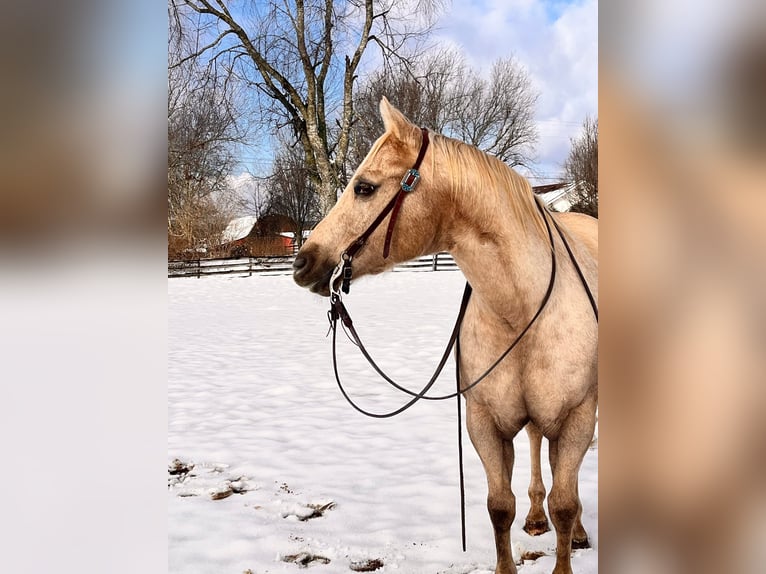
[{"x1": 325, "y1": 127, "x2": 598, "y2": 550}]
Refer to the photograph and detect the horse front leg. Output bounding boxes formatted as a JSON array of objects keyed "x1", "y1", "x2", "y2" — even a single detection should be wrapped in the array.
[
  {"x1": 466, "y1": 402, "x2": 518, "y2": 574},
  {"x1": 523, "y1": 422, "x2": 551, "y2": 536},
  {"x1": 548, "y1": 425, "x2": 591, "y2": 550},
  {"x1": 547, "y1": 395, "x2": 597, "y2": 574}
]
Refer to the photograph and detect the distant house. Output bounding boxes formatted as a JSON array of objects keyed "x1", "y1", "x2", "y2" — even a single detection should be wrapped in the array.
[
  {"x1": 216, "y1": 214, "x2": 298, "y2": 257},
  {"x1": 276, "y1": 229, "x2": 313, "y2": 245},
  {"x1": 533, "y1": 182, "x2": 578, "y2": 212}
]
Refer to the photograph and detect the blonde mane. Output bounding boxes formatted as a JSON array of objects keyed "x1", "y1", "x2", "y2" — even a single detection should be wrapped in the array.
[{"x1": 429, "y1": 132, "x2": 549, "y2": 241}]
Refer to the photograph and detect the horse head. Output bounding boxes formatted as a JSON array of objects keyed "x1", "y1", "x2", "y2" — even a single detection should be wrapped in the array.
[{"x1": 293, "y1": 98, "x2": 444, "y2": 296}]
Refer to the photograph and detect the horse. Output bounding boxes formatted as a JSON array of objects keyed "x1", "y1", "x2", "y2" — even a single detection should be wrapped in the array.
[{"x1": 292, "y1": 97, "x2": 598, "y2": 574}]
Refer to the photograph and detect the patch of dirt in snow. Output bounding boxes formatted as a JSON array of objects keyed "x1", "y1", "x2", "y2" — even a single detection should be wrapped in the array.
[
  {"x1": 168, "y1": 458, "x2": 194, "y2": 476},
  {"x1": 349, "y1": 557, "x2": 384, "y2": 571},
  {"x1": 279, "y1": 481, "x2": 295, "y2": 494},
  {"x1": 281, "y1": 501, "x2": 337, "y2": 521},
  {"x1": 281, "y1": 551, "x2": 331, "y2": 567},
  {"x1": 167, "y1": 458, "x2": 255, "y2": 499}
]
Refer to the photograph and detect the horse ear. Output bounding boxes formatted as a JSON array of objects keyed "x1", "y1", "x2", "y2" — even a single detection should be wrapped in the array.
[{"x1": 380, "y1": 96, "x2": 417, "y2": 140}]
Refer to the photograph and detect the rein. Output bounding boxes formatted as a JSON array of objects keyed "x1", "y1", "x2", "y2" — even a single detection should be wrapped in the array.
[
  {"x1": 325, "y1": 130, "x2": 598, "y2": 551},
  {"x1": 329, "y1": 199, "x2": 559, "y2": 412}
]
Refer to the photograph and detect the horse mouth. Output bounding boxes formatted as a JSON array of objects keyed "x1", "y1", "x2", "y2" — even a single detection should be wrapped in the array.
[
  {"x1": 293, "y1": 264, "x2": 338, "y2": 297},
  {"x1": 309, "y1": 269, "x2": 336, "y2": 297},
  {"x1": 293, "y1": 243, "x2": 347, "y2": 297}
]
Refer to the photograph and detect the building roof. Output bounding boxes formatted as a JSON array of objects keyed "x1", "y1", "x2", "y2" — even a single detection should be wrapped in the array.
[
  {"x1": 533, "y1": 182, "x2": 576, "y2": 212},
  {"x1": 221, "y1": 216, "x2": 258, "y2": 243}
]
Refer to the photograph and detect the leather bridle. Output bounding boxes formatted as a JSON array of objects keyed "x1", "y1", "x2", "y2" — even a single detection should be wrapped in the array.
[{"x1": 329, "y1": 127, "x2": 430, "y2": 297}]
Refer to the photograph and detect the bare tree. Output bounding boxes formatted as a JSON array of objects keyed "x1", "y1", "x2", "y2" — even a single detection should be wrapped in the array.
[
  {"x1": 170, "y1": 0, "x2": 442, "y2": 215},
  {"x1": 268, "y1": 136, "x2": 321, "y2": 250},
  {"x1": 348, "y1": 49, "x2": 461, "y2": 167},
  {"x1": 564, "y1": 116, "x2": 598, "y2": 217},
  {"x1": 232, "y1": 174, "x2": 272, "y2": 219},
  {"x1": 446, "y1": 58, "x2": 539, "y2": 168},
  {"x1": 350, "y1": 54, "x2": 539, "y2": 169},
  {"x1": 168, "y1": 9, "x2": 247, "y2": 257}
]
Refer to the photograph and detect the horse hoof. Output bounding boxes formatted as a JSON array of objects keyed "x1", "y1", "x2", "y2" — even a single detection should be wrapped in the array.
[
  {"x1": 523, "y1": 519, "x2": 551, "y2": 536},
  {"x1": 572, "y1": 536, "x2": 591, "y2": 549}
]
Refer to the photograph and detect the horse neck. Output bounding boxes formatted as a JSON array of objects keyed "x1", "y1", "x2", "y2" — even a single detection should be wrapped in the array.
[{"x1": 443, "y1": 180, "x2": 551, "y2": 323}]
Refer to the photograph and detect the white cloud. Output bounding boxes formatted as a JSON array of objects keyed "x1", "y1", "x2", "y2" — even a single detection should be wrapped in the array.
[
  {"x1": 225, "y1": 172, "x2": 270, "y2": 217},
  {"x1": 227, "y1": 172, "x2": 259, "y2": 194},
  {"x1": 434, "y1": 0, "x2": 597, "y2": 182}
]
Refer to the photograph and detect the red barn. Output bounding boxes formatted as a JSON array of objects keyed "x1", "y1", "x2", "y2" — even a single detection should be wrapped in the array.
[{"x1": 216, "y1": 214, "x2": 298, "y2": 257}]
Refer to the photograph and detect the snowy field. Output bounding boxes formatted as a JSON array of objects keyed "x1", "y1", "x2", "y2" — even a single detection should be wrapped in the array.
[{"x1": 169, "y1": 270, "x2": 597, "y2": 573}]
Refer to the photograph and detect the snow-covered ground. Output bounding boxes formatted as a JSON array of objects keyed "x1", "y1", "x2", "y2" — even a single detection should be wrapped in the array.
[{"x1": 169, "y1": 271, "x2": 597, "y2": 573}]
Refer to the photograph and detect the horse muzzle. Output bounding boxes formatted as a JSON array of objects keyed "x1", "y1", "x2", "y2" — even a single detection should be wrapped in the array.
[{"x1": 292, "y1": 246, "x2": 338, "y2": 296}]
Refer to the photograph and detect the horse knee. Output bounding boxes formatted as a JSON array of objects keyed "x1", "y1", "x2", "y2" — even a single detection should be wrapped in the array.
[
  {"x1": 487, "y1": 492, "x2": 516, "y2": 531},
  {"x1": 548, "y1": 489, "x2": 579, "y2": 529}
]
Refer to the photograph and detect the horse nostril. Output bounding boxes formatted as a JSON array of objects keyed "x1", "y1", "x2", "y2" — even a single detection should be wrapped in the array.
[
  {"x1": 293, "y1": 256, "x2": 308, "y2": 272},
  {"x1": 293, "y1": 248, "x2": 319, "y2": 286}
]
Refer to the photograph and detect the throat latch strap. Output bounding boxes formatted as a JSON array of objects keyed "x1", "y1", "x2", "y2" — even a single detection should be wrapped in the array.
[{"x1": 383, "y1": 128, "x2": 429, "y2": 259}]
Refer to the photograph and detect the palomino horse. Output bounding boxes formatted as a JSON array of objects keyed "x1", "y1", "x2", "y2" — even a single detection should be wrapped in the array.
[{"x1": 293, "y1": 98, "x2": 597, "y2": 574}]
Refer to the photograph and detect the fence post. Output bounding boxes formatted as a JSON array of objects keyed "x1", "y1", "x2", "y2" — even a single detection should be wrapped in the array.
[
  {"x1": 196, "y1": 259, "x2": 201, "y2": 279},
  {"x1": 432, "y1": 253, "x2": 438, "y2": 271},
  {"x1": 249, "y1": 257, "x2": 253, "y2": 277}
]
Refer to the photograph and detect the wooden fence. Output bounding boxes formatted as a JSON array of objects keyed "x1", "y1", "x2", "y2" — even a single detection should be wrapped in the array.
[
  {"x1": 168, "y1": 253, "x2": 458, "y2": 279},
  {"x1": 392, "y1": 252, "x2": 458, "y2": 272}
]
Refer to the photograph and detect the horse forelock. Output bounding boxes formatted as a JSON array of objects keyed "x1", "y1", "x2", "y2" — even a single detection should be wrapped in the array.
[{"x1": 429, "y1": 134, "x2": 548, "y2": 242}]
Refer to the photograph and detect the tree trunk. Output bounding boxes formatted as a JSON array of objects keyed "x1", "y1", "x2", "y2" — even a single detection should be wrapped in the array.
[{"x1": 317, "y1": 179, "x2": 337, "y2": 216}]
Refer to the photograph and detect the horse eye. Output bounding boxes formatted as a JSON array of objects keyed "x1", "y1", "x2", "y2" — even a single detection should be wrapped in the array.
[{"x1": 353, "y1": 182, "x2": 377, "y2": 196}]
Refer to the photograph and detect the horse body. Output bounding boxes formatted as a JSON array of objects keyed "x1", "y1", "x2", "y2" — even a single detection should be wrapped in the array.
[
  {"x1": 293, "y1": 98, "x2": 597, "y2": 574},
  {"x1": 444, "y1": 160, "x2": 597, "y2": 574}
]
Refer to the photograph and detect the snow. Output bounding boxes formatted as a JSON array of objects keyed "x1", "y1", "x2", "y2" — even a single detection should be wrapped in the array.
[{"x1": 169, "y1": 271, "x2": 597, "y2": 573}]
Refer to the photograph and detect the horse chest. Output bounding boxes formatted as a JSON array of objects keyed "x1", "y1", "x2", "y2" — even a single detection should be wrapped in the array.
[
  {"x1": 460, "y1": 333, "x2": 589, "y2": 438},
  {"x1": 466, "y1": 374, "x2": 572, "y2": 436}
]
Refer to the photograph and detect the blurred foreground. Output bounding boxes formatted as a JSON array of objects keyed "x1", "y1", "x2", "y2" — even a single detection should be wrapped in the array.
[{"x1": 600, "y1": 2, "x2": 766, "y2": 573}]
